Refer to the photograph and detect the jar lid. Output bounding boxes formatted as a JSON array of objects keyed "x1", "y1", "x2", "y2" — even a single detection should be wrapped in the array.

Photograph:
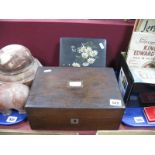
[{"x1": 0, "y1": 44, "x2": 34, "y2": 73}]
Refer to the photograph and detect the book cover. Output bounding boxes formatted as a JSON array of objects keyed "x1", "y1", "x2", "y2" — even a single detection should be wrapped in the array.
[
  {"x1": 133, "y1": 19, "x2": 140, "y2": 32},
  {"x1": 144, "y1": 106, "x2": 155, "y2": 122},
  {"x1": 59, "y1": 37, "x2": 106, "y2": 67},
  {"x1": 135, "y1": 19, "x2": 155, "y2": 34},
  {"x1": 126, "y1": 32, "x2": 155, "y2": 67}
]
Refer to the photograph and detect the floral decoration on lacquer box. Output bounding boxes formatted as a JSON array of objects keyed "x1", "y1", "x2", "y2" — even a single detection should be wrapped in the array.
[{"x1": 59, "y1": 37, "x2": 107, "y2": 67}]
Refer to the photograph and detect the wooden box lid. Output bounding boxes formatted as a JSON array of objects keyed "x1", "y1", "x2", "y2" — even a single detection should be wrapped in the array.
[{"x1": 25, "y1": 67, "x2": 125, "y2": 109}]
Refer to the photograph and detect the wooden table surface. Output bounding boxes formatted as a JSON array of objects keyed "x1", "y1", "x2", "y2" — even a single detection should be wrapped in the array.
[{"x1": 0, "y1": 120, "x2": 155, "y2": 135}]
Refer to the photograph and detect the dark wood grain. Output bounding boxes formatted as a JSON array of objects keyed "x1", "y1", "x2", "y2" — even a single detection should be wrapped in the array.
[{"x1": 25, "y1": 67, "x2": 125, "y2": 130}]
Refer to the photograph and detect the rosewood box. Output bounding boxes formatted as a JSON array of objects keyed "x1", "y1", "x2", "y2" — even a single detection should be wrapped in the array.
[{"x1": 25, "y1": 67, "x2": 125, "y2": 130}]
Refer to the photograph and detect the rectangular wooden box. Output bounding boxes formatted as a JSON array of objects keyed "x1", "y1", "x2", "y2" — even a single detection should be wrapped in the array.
[{"x1": 25, "y1": 67, "x2": 125, "y2": 130}]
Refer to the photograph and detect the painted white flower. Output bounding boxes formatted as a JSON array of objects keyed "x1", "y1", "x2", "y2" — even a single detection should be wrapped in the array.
[
  {"x1": 89, "y1": 50, "x2": 98, "y2": 57},
  {"x1": 71, "y1": 45, "x2": 76, "y2": 52},
  {"x1": 81, "y1": 52, "x2": 89, "y2": 59},
  {"x1": 87, "y1": 58, "x2": 95, "y2": 64},
  {"x1": 82, "y1": 62, "x2": 89, "y2": 66},
  {"x1": 78, "y1": 46, "x2": 86, "y2": 53},
  {"x1": 72, "y1": 62, "x2": 80, "y2": 67},
  {"x1": 86, "y1": 47, "x2": 92, "y2": 52}
]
